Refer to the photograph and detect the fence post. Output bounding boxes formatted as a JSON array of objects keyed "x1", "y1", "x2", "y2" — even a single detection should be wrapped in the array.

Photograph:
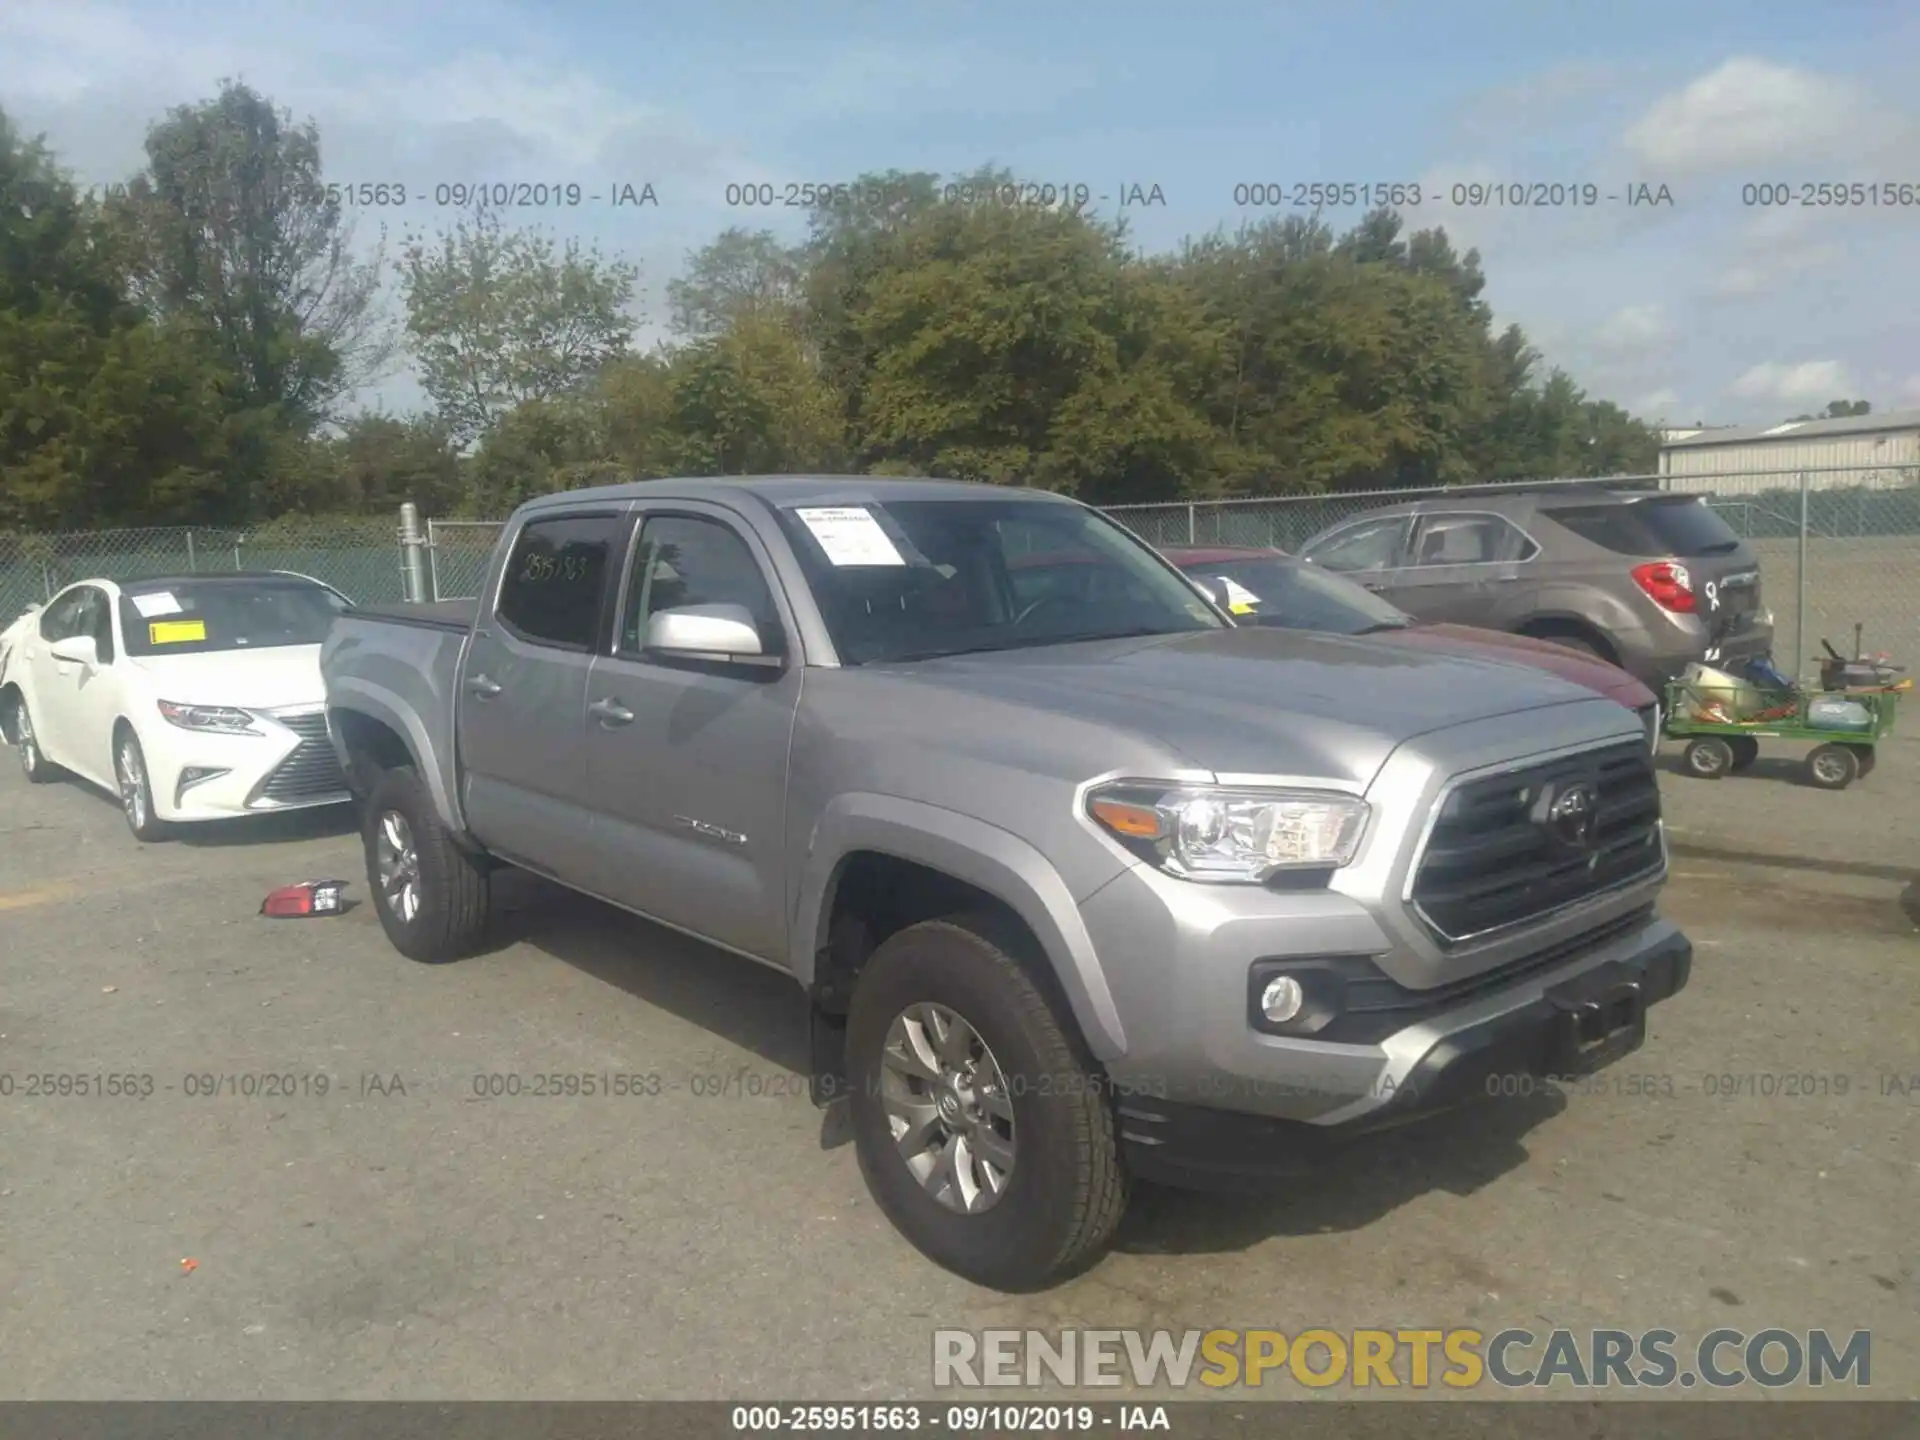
[
  {"x1": 1795, "y1": 470, "x2": 1809, "y2": 679},
  {"x1": 41, "y1": 561, "x2": 54, "y2": 601},
  {"x1": 399, "y1": 503, "x2": 429, "y2": 603},
  {"x1": 1186, "y1": 503, "x2": 1196, "y2": 543},
  {"x1": 426, "y1": 519, "x2": 442, "y2": 604}
]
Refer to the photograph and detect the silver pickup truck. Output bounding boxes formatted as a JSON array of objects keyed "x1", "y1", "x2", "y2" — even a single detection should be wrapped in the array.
[{"x1": 321, "y1": 475, "x2": 1691, "y2": 1290}]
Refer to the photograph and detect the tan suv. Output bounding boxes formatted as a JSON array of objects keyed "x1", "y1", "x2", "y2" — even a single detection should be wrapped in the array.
[{"x1": 1298, "y1": 486, "x2": 1775, "y2": 687}]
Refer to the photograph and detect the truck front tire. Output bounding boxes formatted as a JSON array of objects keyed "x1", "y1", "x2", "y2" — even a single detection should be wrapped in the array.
[
  {"x1": 363, "y1": 765, "x2": 492, "y2": 963},
  {"x1": 844, "y1": 914, "x2": 1129, "y2": 1291}
]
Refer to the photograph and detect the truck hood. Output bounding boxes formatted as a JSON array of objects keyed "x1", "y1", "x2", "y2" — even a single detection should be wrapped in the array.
[
  {"x1": 1374, "y1": 622, "x2": 1655, "y2": 710},
  {"x1": 125, "y1": 644, "x2": 327, "y2": 710},
  {"x1": 870, "y1": 626, "x2": 1607, "y2": 788}
]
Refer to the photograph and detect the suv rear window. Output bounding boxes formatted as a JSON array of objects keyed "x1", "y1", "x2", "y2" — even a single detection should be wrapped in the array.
[{"x1": 1546, "y1": 499, "x2": 1742, "y2": 557}]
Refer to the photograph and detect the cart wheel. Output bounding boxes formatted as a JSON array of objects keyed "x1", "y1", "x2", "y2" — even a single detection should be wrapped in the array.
[
  {"x1": 1806, "y1": 744, "x2": 1859, "y2": 790},
  {"x1": 1683, "y1": 737, "x2": 1735, "y2": 779},
  {"x1": 1727, "y1": 736, "x2": 1761, "y2": 772},
  {"x1": 1851, "y1": 745, "x2": 1876, "y2": 778}
]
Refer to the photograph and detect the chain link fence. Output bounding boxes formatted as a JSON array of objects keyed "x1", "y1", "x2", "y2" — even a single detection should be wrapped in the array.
[
  {"x1": 0, "y1": 518, "x2": 414, "y2": 626},
  {"x1": 425, "y1": 519, "x2": 508, "y2": 604},
  {"x1": 8, "y1": 464, "x2": 1916, "y2": 680}
]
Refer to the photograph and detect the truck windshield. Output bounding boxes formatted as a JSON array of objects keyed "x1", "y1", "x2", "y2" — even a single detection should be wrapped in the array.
[
  {"x1": 118, "y1": 578, "x2": 348, "y2": 657},
  {"x1": 773, "y1": 498, "x2": 1225, "y2": 665}
]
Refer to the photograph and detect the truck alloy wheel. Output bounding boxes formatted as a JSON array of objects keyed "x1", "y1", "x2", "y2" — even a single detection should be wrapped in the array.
[
  {"x1": 844, "y1": 915, "x2": 1127, "y2": 1291},
  {"x1": 879, "y1": 1001, "x2": 1018, "y2": 1213},
  {"x1": 361, "y1": 766, "x2": 491, "y2": 963}
]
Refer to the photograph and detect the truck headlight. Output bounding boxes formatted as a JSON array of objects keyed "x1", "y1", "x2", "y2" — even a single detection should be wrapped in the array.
[
  {"x1": 156, "y1": 700, "x2": 261, "y2": 736},
  {"x1": 1086, "y1": 782, "x2": 1370, "y2": 883}
]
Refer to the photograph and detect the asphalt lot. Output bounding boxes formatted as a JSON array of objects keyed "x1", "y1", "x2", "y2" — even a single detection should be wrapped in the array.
[{"x1": 1, "y1": 731, "x2": 1915, "y2": 1402}]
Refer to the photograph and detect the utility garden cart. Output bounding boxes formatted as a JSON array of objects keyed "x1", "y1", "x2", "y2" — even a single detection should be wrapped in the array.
[{"x1": 1664, "y1": 632, "x2": 1908, "y2": 791}]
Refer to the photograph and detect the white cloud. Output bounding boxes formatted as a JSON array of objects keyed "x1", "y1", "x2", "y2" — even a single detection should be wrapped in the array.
[
  {"x1": 1635, "y1": 388, "x2": 1683, "y2": 417},
  {"x1": 1594, "y1": 303, "x2": 1671, "y2": 355},
  {"x1": 735, "y1": 41, "x2": 1101, "y2": 124},
  {"x1": 1448, "y1": 60, "x2": 1627, "y2": 146},
  {"x1": 1899, "y1": 375, "x2": 1920, "y2": 406},
  {"x1": 1730, "y1": 360, "x2": 1858, "y2": 407},
  {"x1": 0, "y1": 2, "x2": 762, "y2": 191},
  {"x1": 0, "y1": 0, "x2": 768, "y2": 412},
  {"x1": 1622, "y1": 57, "x2": 1908, "y2": 175}
]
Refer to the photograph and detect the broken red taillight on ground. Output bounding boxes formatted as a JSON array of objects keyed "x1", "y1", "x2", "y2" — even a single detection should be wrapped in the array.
[
  {"x1": 260, "y1": 881, "x2": 348, "y2": 918},
  {"x1": 1631, "y1": 560, "x2": 1696, "y2": 613}
]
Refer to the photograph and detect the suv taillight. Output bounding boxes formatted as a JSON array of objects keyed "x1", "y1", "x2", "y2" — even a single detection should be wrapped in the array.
[{"x1": 1631, "y1": 560, "x2": 1695, "y2": 613}]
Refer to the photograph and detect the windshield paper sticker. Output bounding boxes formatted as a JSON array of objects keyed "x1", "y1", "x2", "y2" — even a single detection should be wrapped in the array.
[
  {"x1": 793, "y1": 506, "x2": 906, "y2": 567},
  {"x1": 149, "y1": 619, "x2": 207, "y2": 644},
  {"x1": 130, "y1": 591, "x2": 184, "y2": 618},
  {"x1": 1220, "y1": 577, "x2": 1262, "y2": 614}
]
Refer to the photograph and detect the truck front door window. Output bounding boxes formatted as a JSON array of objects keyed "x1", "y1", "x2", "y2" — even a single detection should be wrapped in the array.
[{"x1": 622, "y1": 515, "x2": 786, "y2": 656}]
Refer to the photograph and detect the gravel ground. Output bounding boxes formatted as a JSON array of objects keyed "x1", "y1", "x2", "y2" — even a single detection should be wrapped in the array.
[{"x1": 0, "y1": 730, "x2": 1914, "y2": 1402}]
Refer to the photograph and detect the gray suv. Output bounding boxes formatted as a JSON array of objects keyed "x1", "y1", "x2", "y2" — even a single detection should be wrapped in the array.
[{"x1": 1298, "y1": 487, "x2": 1774, "y2": 686}]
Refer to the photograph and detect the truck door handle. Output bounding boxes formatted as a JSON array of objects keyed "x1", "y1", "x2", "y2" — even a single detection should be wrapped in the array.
[
  {"x1": 467, "y1": 674, "x2": 503, "y2": 698},
  {"x1": 589, "y1": 697, "x2": 635, "y2": 726}
]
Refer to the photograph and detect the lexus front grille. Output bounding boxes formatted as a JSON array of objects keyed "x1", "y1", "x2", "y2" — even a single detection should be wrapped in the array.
[{"x1": 251, "y1": 711, "x2": 348, "y2": 805}]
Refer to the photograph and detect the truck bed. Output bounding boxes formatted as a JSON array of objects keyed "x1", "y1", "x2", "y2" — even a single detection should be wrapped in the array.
[{"x1": 346, "y1": 598, "x2": 478, "y2": 631}]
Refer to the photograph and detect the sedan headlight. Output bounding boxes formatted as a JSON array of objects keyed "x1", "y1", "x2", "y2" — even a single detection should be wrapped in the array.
[
  {"x1": 156, "y1": 700, "x2": 261, "y2": 736},
  {"x1": 1087, "y1": 781, "x2": 1370, "y2": 883}
]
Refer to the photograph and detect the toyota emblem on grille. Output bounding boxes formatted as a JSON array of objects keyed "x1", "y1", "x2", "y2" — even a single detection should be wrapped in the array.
[{"x1": 1543, "y1": 782, "x2": 1598, "y2": 849}]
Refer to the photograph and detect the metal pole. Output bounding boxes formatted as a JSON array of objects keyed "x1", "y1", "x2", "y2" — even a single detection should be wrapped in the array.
[
  {"x1": 399, "y1": 503, "x2": 429, "y2": 604},
  {"x1": 426, "y1": 519, "x2": 442, "y2": 603},
  {"x1": 185, "y1": 530, "x2": 196, "y2": 571},
  {"x1": 1795, "y1": 470, "x2": 1809, "y2": 681},
  {"x1": 41, "y1": 561, "x2": 53, "y2": 600},
  {"x1": 1186, "y1": 503, "x2": 1196, "y2": 543}
]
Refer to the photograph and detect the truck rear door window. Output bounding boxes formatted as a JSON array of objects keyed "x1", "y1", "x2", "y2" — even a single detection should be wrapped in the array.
[{"x1": 497, "y1": 514, "x2": 621, "y2": 648}]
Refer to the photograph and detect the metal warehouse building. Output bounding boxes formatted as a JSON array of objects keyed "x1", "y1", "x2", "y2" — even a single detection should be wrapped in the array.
[{"x1": 1659, "y1": 409, "x2": 1920, "y2": 491}]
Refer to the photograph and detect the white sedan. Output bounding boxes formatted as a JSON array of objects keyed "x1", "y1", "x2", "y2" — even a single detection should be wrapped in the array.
[{"x1": 0, "y1": 572, "x2": 354, "y2": 840}]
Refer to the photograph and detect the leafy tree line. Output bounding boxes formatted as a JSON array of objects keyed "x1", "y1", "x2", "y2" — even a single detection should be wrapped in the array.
[{"x1": 3, "y1": 81, "x2": 1664, "y2": 534}]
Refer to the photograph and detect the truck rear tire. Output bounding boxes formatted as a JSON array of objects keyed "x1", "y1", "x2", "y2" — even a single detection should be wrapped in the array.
[
  {"x1": 844, "y1": 914, "x2": 1128, "y2": 1291},
  {"x1": 363, "y1": 765, "x2": 492, "y2": 963}
]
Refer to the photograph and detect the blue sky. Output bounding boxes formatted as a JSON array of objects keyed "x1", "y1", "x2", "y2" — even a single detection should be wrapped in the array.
[{"x1": 4, "y1": 0, "x2": 1917, "y2": 424}]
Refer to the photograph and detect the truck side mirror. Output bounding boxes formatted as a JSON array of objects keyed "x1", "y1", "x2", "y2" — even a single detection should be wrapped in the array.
[{"x1": 644, "y1": 603, "x2": 766, "y2": 659}]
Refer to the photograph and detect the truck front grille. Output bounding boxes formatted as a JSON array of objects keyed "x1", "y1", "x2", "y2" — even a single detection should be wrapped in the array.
[
  {"x1": 1409, "y1": 738, "x2": 1662, "y2": 945},
  {"x1": 253, "y1": 712, "x2": 349, "y2": 805}
]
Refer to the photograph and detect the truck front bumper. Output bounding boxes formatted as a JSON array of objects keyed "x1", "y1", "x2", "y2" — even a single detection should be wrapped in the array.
[{"x1": 1114, "y1": 922, "x2": 1691, "y2": 1191}]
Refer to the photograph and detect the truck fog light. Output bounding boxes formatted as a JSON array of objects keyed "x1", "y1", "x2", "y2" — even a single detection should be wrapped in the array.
[{"x1": 1260, "y1": 976, "x2": 1305, "y2": 1023}]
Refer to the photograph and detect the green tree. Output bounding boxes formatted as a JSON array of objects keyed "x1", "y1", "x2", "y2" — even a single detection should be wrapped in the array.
[
  {"x1": 667, "y1": 228, "x2": 805, "y2": 339},
  {"x1": 1789, "y1": 399, "x2": 1871, "y2": 421},
  {"x1": 261, "y1": 414, "x2": 464, "y2": 516},
  {"x1": 398, "y1": 206, "x2": 638, "y2": 445},
  {"x1": 107, "y1": 80, "x2": 391, "y2": 430},
  {"x1": 0, "y1": 109, "x2": 229, "y2": 529},
  {"x1": 666, "y1": 312, "x2": 846, "y2": 473}
]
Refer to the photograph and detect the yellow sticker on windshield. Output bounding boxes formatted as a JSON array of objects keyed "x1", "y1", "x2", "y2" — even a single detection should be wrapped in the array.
[{"x1": 149, "y1": 619, "x2": 206, "y2": 644}]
